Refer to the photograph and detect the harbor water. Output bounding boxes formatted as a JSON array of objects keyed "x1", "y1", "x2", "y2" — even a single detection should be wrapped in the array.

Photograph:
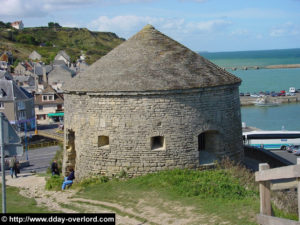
[{"x1": 202, "y1": 49, "x2": 300, "y2": 131}]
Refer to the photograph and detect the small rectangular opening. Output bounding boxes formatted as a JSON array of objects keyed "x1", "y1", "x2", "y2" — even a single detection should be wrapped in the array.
[
  {"x1": 98, "y1": 136, "x2": 109, "y2": 147},
  {"x1": 198, "y1": 133, "x2": 205, "y2": 151},
  {"x1": 151, "y1": 136, "x2": 165, "y2": 150}
]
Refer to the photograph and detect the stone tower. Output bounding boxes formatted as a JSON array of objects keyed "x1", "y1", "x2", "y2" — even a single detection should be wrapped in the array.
[{"x1": 62, "y1": 25, "x2": 243, "y2": 180}]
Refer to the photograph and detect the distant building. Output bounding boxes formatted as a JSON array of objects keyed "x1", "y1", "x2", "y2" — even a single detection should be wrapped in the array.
[
  {"x1": 0, "y1": 61, "x2": 8, "y2": 71},
  {"x1": 11, "y1": 20, "x2": 24, "y2": 30},
  {"x1": 0, "y1": 74, "x2": 35, "y2": 129},
  {"x1": 29, "y1": 50, "x2": 42, "y2": 61},
  {"x1": 34, "y1": 85, "x2": 64, "y2": 124},
  {"x1": 47, "y1": 65, "x2": 75, "y2": 91},
  {"x1": 0, "y1": 70, "x2": 13, "y2": 80},
  {"x1": 54, "y1": 50, "x2": 71, "y2": 67}
]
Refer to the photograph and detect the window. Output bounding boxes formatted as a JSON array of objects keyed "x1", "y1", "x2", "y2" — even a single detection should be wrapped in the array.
[
  {"x1": 18, "y1": 111, "x2": 26, "y2": 120},
  {"x1": 151, "y1": 136, "x2": 165, "y2": 150},
  {"x1": 98, "y1": 136, "x2": 109, "y2": 147},
  {"x1": 17, "y1": 101, "x2": 25, "y2": 110},
  {"x1": 0, "y1": 102, "x2": 4, "y2": 109},
  {"x1": 38, "y1": 105, "x2": 43, "y2": 110},
  {"x1": 42, "y1": 95, "x2": 54, "y2": 101}
]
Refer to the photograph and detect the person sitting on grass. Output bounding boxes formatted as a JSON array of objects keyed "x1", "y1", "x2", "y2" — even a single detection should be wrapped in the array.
[{"x1": 61, "y1": 168, "x2": 75, "y2": 190}]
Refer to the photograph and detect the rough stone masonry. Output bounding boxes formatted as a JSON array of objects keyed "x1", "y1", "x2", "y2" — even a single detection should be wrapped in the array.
[{"x1": 62, "y1": 25, "x2": 243, "y2": 180}]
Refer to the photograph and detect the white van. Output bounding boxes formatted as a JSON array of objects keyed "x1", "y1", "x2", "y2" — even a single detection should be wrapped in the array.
[{"x1": 289, "y1": 87, "x2": 296, "y2": 93}]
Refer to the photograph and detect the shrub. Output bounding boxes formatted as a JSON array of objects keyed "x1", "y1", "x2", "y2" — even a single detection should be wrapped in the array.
[
  {"x1": 130, "y1": 168, "x2": 257, "y2": 200},
  {"x1": 45, "y1": 175, "x2": 64, "y2": 191},
  {"x1": 47, "y1": 143, "x2": 63, "y2": 175},
  {"x1": 76, "y1": 175, "x2": 109, "y2": 189},
  {"x1": 15, "y1": 34, "x2": 38, "y2": 45}
]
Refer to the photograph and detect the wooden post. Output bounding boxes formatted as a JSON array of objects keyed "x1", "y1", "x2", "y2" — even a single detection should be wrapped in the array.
[
  {"x1": 259, "y1": 163, "x2": 271, "y2": 216},
  {"x1": 297, "y1": 158, "x2": 300, "y2": 222}
]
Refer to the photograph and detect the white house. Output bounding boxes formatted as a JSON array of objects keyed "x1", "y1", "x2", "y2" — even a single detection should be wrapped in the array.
[{"x1": 11, "y1": 21, "x2": 24, "y2": 30}]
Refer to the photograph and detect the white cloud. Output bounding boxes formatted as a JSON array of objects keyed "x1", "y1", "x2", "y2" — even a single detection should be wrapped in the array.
[
  {"x1": 230, "y1": 29, "x2": 249, "y2": 36},
  {"x1": 270, "y1": 22, "x2": 300, "y2": 37},
  {"x1": 0, "y1": 0, "x2": 154, "y2": 18},
  {"x1": 186, "y1": 19, "x2": 231, "y2": 33},
  {"x1": 0, "y1": 0, "x2": 45, "y2": 17},
  {"x1": 89, "y1": 15, "x2": 232, "y2": 40},
  {"x1": 179, "y1": 0, "x2": 206, "y2": 2},
  {"x1": 89, "y1": 15, "x2": 156, "y2": 37}
]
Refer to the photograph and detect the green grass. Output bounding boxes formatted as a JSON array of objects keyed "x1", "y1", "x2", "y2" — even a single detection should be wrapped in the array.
[
  {"x1": 71, "y1": 163, "x2": 298, "y2": 224},
  {"x1": 0, "y1": 26, "x2": 124, "y2": 65},
  {"x1": 72, "y1": 168, "x2": 258, "y2": 224},
  {"x1": 0, "y1": 184, "x2": 54, "y2": 213}
]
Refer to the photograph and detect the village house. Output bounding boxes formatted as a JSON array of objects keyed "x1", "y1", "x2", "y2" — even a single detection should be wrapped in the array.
[
  {"x1": 13, "y1": 75, "x2": 35, "y2": 91},
  {"x1": 34, "y1": 85, "x2": 64, "y2": 124},
  {"x1": 11, "y1": 20, "x2": 24, "y2": 30},
  {"x1": 29, "y1": 50, "x2": 42, "y2": 61},
  {"x1": 54, "y1": 50, "x2": 71, "y2": 67},
  {"x1": 47, "y1": 64, "x2": 75, "y2": 91},
  {"x1": 14, "y1": 62, "x2": 27, "y2": 75},
  {"x1": 0, "y1": 51, "x2": 13, "y2": 71},
  {"x1": 0, "y1": 61, "x2": 8, "y2": 71},
  {"x1": 0, "y1": 71, "x2": 35, "y2": 130}
]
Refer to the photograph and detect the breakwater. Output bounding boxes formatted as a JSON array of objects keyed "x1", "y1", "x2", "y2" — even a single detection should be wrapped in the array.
[
  {"x1": 225, "y1": 64, "x2": 300, "y2": 71},
  {"x1": 240, "y1": 93, "x2": 300, "y2": 106}
]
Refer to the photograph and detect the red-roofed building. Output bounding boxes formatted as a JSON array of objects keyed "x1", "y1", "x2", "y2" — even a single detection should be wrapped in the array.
[{"x1": 11, "y1": 20, "x2": 24, "y2": 30}]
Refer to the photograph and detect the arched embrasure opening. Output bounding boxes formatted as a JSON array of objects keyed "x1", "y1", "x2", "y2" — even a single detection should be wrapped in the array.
[
  {"x1": 65, "y1": 129, "x2": 76, "y2": 175},
  {"x1": 198, "y1": 130, "x2": 220, "y2": 165}
]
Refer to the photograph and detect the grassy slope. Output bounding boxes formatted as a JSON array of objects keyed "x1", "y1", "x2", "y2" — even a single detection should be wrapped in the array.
[
  {"x1": 70, "y1": 162, "x2": 297, "y2": 224},
  {"x1": 73, "y1": 168, "x2": 259, "y2": 224},
  {"x1": 0, "y1": 27, "x2": 124, "y2": 65},
  {"x1": 0, "y1": 184, "x2": 54, "y2": 213}
]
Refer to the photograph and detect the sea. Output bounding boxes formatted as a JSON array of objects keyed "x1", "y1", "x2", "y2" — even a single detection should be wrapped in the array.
[{"x1": 200, "y1": 48, "x2": 300, "y2": 131}]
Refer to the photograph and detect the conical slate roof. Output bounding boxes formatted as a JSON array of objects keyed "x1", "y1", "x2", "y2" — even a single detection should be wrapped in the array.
[{"x1": 63, "y1": 25, "x2": 241, "y2": 93}]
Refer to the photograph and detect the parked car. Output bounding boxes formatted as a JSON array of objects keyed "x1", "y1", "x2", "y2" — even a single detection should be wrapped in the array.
[
  {"x1": 287, "y1": 145, "x2": 295, "y2": 153},
  {"x1": 265, "y1": 91, "x2": 270, "y2": 95},
  {"x1": 250, "y1": 93, "x2": 260, "y2": 98},
  {"x1": 289, "y1": 87, "x2": 296, "y2": 93},
  {"x1": 240, "y1": 92, "x2": 244, "y2": 96},
  {"x1": 278, "y1": 90, "x2": 286, "y2": 96},
  {"x1": 286, "y1": 92, "x2": 295, "y2": 96},
  {"x1": 292, "y1": 145, "x2": 300, "y2": 155},
  {"x1": 245, "y1": 92, "x2": 250, "y2": 96}
]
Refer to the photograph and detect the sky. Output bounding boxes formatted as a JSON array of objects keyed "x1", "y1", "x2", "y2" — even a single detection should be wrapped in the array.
[{"x1": 0, "y1": 0, "x2": 300, "y2": 52}]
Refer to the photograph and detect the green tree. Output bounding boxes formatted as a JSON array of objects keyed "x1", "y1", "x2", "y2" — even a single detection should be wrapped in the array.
[
  {"x1": 48, "y1": 22, "x2": 61, "y2": 28},
  {"x1": 15, "y1": 34, "x2": 38, "y2": 45}
]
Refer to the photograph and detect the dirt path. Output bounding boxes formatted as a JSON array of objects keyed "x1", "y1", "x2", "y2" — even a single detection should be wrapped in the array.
[{"x1": 4, "y1": 173, "x2": 228, "y2": 225}]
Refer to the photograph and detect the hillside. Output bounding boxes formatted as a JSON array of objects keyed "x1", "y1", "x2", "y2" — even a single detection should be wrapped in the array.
[{"x1": 0, "y1": 26, "x2": 125, "y2": 65}]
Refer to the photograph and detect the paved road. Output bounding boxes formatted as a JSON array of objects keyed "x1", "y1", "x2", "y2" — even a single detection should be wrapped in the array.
[
  {"x1": 21, "y1": 145, "x2": 61, "y2": 173},
  {"x1": 1, "y1": 145, "x2": 61, "y2": 176},
  {"x1": 270, "y1": 149, "x2": 299, "y2": 165}
]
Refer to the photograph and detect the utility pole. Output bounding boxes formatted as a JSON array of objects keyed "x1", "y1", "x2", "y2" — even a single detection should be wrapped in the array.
[{"x1": 0, "y1": 113, "x2": 7, "y2": 213}]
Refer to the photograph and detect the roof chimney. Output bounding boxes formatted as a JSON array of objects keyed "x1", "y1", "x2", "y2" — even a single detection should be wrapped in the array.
[{"x1": 43, "y1": 67, "x2": 47, "y2": 84}]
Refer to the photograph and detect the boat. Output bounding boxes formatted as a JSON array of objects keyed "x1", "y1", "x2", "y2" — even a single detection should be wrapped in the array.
[{"x1": 254, "y1": 96, "x2": 280, "y2": 107}]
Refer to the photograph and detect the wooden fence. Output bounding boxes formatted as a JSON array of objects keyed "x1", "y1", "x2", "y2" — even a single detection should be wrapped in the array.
[{"x1": 256, "y1": 158, "x2": 300, "y2": 225}]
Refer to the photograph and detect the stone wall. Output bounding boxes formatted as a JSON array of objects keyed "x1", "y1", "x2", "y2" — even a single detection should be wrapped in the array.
[{"x1": 62, "y1": 84, "x2": 243, "y2": 180}]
